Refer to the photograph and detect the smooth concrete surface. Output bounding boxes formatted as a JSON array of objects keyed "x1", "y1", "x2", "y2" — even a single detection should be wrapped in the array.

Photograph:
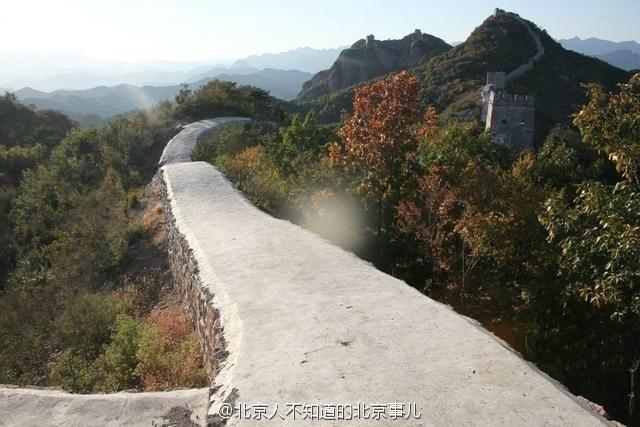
[
  {"x1": 0, "y1": 386, "x2": 209, "y2": 426},
  {"x1": 160, "y1": 119, "x2": 610, "y2": 426},
  {"x1": 160, "y1": 117, "x2": 251, "y2": 166}
]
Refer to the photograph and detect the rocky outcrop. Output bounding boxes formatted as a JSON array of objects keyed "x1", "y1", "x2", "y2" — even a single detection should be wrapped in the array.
[{"x1": 296, "y1": 30, "x2": 451, "y2": 101}]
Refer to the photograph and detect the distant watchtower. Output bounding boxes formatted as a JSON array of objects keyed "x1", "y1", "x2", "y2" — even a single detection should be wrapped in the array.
[
  {"x1": 366, "y1": 35, "x2": 375, "y2": 47},
  {"x1": 485, "y1": 92, "x2": 535, "y2": 151},
  {"x1": 481, "y1": 72, "x2": 535, "y2": 151}
]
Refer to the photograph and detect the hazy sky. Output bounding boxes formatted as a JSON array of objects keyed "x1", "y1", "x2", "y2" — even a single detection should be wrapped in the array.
[{"x1": 2, "y1": 0, "x2": 639, "y2": 62}]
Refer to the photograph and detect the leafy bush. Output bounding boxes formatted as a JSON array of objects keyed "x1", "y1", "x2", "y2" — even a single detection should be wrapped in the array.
[
  {"x1": 136, "y1": 306, "x2": 206, "y2": 391},
  {"x1": 46, "y1": 292, "x2": 133, "y2": 392},
  {"x1": 265, "y1": 111, "x2": 332, "y2": 178},
  {"x1": 92, "y1": 314, "x2": 142, "y2": 392},
  {"x1": 176, "y1": 80, "x2": 286, "y2": 123},
  {"x1": 191, "y1": 121, "x2": 277, "y2": 163},
  {"x1": 217, "y1": 146, "x2": 288, "y2": 212}
]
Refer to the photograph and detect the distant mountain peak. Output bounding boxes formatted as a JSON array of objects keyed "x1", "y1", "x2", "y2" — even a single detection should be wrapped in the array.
[
  {"x1": 559, "y1": 36, "x2": 640, "y2": 57},
  {"x1": 296, "y1": 30, "x2": 451, "y2": 101},
  {"x1": 231, "y1": 59, "x2": 253, "y2": 69},
  {"x1": 234, "y1": 47, "x2": 343, "y2": 74}
]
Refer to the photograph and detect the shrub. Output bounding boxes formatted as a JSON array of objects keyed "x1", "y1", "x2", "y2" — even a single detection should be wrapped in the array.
[
  {"x1": 136, "y1": 305, "x2": 206, "y2": 391},
  {"x1": 216, "y1": 146, "x2": 288, "y2": 212},
  {"x1": 92, "y1": 314, "x2": 142, "y2": 392}
]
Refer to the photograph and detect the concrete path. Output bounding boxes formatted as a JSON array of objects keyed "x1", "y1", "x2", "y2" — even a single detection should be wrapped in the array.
[
  {"x1": 160, "y1": 117, "x2": 251, "y2": 165},
  {"x1": 0, "y1": 386, "x2": 209, "y2": 426},
  {"x1": 161, "y1": 119, "x2": 609, "y2": 426}
]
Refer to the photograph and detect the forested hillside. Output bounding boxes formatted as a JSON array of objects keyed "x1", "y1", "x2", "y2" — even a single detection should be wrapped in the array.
[{"x1": 0, "y1": 81, "x2": 285, "y2": 392}]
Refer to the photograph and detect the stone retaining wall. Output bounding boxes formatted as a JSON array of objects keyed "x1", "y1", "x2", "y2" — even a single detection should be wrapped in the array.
[{"x1": 154, "y1": 172, "x2": 227, "y2": 383}]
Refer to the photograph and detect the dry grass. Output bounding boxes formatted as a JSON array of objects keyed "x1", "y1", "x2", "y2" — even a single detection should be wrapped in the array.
[{"x1": 141, "y1": 201, "x2": 167, "y2": 246}]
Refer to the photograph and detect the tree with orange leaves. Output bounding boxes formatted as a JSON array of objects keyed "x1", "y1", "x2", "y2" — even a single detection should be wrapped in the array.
[{"x1": 330, "y1": 71, "x2": 437, "y2": 245}]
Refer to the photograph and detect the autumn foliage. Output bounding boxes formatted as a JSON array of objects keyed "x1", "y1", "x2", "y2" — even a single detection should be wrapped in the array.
[
  {"x1": 330, "y1": 71, "x2": 438, "y2": 239},
  {"x1": 180, "y1": 69, "x2": 640, "y2": 422},
  {"x1": 136, "y1": 303, "x2": 206, "y2": 391}
]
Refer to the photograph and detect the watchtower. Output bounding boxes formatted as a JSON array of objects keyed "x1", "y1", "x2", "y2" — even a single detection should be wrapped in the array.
[
  {"x1": 485, "y1": 92, "x2": 535, "y2": 151},
  {"x1": 366, "y1": 34, "x2": 375, "y2": 47}
]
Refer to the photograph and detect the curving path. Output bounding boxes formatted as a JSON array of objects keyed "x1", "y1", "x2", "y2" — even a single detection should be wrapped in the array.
[
  {"x1": 161, "y1": 119, "x2": 609, "y2": 426},
  {"x1": 160, "y1": 117, "x2": 251, "y2": 165},
  {"x1": 505, "y1": 15, "x2": 546, "y2": 82}
]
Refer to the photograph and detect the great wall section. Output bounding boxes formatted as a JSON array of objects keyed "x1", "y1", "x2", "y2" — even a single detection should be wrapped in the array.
[
  {"x1": 505, "y1": 13, "x2": 545, "y2": 82},
  {"x1": 0, "y1": 119, "x2": 612, "y2": 426},
  {"x1": 481, "y1": 10, "x2": 545, "y2": 151}
]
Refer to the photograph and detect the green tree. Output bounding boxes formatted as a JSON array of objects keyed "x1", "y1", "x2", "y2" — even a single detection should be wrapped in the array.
[
  {"x1": 93, "y1": 314, "x2": 142, "y2": 392},
  {"x1": 531, "y1": 126, "x2": 615, "y2": 189},
  {"x1": 575, "y1": 73, "x2": 640, "y2": 186},
  {"x1": 540, "y1": 73, "x2": 640, "y2": 423},
  {"x1": 266, "y1": 111, "x2": 330, "y2": 178}
]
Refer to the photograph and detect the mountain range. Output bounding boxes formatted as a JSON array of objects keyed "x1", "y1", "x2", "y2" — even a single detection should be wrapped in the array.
[
  {"x1": 231, "y1": 47, "x2": 343, "y2": 74},
  {"x1": 0, "y1": 47, "x2": 341, "y2": 92},
  {"x1": 3, "y1": 46, "x2": 339, "y2": 125},
  {"x1": 14, "y1": 68, "x2": 312, "y2": 126},
  {"x1": 594, "y1": 50, "x2": 640, "y2": 71},
  {"x1": 559, "y1": 37, "x2": 640, "y2": 56},
  {"x1": 295, "y1": 10, "x2": 630, "y2": 147},
  {"x1": 0, "y1": 52, "x2": 234, "y2": 91},
  {"x1": 559, "y1": 37, "x2": 640, "y2": 70}
]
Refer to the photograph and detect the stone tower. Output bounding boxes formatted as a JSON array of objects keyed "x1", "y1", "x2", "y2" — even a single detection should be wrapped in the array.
[
  {"x1": 365, "y1": 35, "x2": 375, "y2": 47},
  {"x1": 485, "y1": 92, "x2": 535, "y2": 152},
  {"x1": 481, "y1": 72, "x2": 535, "y2": 151},
  {"x1": 486, "y1": 72, "x2": 506, "y2": 89}
]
